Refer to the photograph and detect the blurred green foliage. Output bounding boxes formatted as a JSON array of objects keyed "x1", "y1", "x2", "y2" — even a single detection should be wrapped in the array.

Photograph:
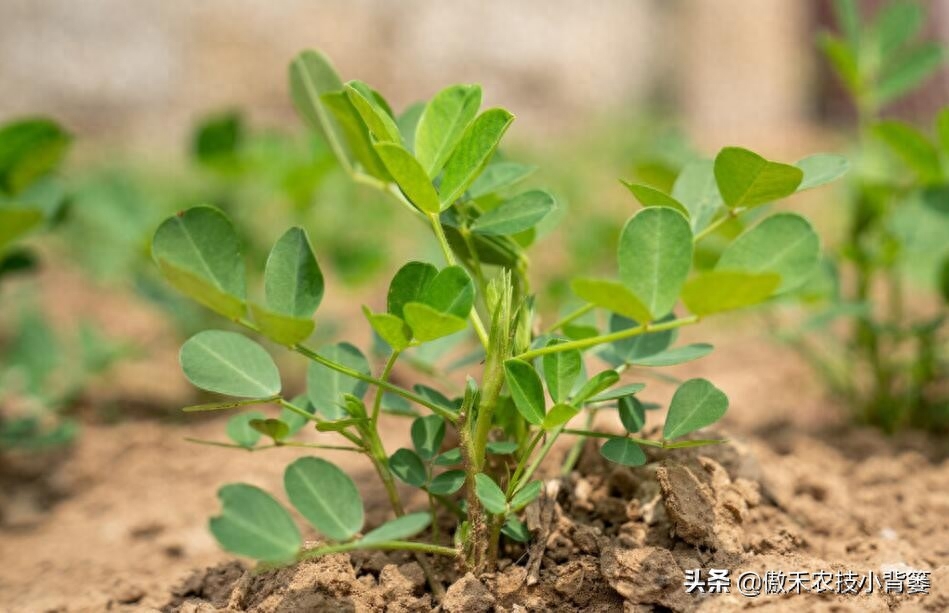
[{"x1": 782, "y1": 0, "x2": 949, "y2": 431}]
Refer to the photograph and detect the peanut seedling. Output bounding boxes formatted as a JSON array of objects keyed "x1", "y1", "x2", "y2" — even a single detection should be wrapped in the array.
[{"x1": 153, "y1": 49, "x2": 843, "y2": 575}]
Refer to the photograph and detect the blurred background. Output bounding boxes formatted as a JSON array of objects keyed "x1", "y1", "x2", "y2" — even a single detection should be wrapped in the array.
[
  {"x1": 0, "y1": 2, "x2": 947, "y2": 609},
  {"x1": 2, "y1": 0, "x2": 947, "y2": 151}
]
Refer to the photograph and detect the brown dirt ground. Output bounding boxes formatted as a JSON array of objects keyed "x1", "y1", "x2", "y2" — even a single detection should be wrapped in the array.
[{"x1": 2, "y1": 272, "x2": 948, "y2": 612}]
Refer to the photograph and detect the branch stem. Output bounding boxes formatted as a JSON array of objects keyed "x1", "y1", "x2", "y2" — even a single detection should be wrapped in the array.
[
  {"x1": 428, "y1": 213, "x2": 490, "y2": 348},
  {"x1": 298, "y1": 540, "x2": 458, "y2": 560},
  {"x1": 515, "y1": 315, "x2": 699, "y2": 361}
]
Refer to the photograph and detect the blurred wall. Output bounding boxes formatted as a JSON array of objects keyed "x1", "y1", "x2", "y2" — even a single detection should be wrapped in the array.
[
  {"x1": 0, "y1": 0, "x2": 945, "y2": 155},
  {"x1": 0, "y1": 0, "x2": 667, "y2": 148}
]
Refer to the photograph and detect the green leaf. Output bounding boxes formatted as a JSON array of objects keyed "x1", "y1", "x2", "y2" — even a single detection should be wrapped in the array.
[
  {"x1": 599, "y1": 438, "x2": 646, "y2": 467},
  {"x1": 542, "y1": 340, "x2": 582, "y2": 403},
  {"x1": 192, "y1": 111, "x2": 242, "y2": 166},
  {"x1": 289, "y1": 50, "x2": 348, "y2": 166},
  {"x1": 411, "y1": 415, "x2": 446, "y2": 461},
  {"x1": 381, "y1": 392, "x2": 418, "y2": 417},
  {"x1": 394, "y1": 104, "x2": 423, "y2": 150},
  {"x1": 359, "y1": 512, "x2": 431, "y2": 545},
  {"x1": 345, "y1": 81, "x2": 401, "y2": 143},
  {"x1": 618, "y1": 396, "x2": 646, "y2": 433},
  {"x1": 0, "y1": 207, "x2": 44, "y2": 253},
  {"x1": 419, "y1": 266, "x2": 474, "y2": 318},
  {"x1": 621, "y1": 181, "x2": 690, "y2": 217},
  {"x1": 413, "y1": 385, "x2": 459, "y2": 415},
  {"x1": 874, "y1": 1, "x2": 922, "y2": 57},
  {"x1": 474, "y1": 473, "x2": 507, "y2": 515},
  {"x1": 717, "y1": 213, "x2": 820, "y2": 293},
  {"x1": 180, "y1": 331, "x2": 281, "y2": 398},
  {"x1": 388, "y1": 261, "x2": 438, "y2": 318},
  {"x1": 320, "y1": 90, "x2": 390, "y2": 179},
  {"x1": 543, "y1": 403, "x2": 579, "y2": 430},
  {"x1": 486, "y1": 441, "x2": 519, "y2": 454},
  {"x1": 209, "y1": 484, "x2": 301, "y2": 562},
  {"x1": 573, "y1": 370, "x2": 621, "y2": 405},
  {"x1": 226, "y1": 411, "x2": 266, "y2": 448},
  {"x1": 608, "y1": 314, "x2": 677, "y2": 363},
  {"x1": 663, "y1": 378, "x2": 728, "y2": 440},
  {"x1": 714, "y1": 147, "x2": 803, "y2": 208},
  {"x1": 504, "y1": 359, "x2": 546, "y2": 425},
  {"x1": 618, "y1": 207, "x2": 693, "y2": 319},
  {"x1": 570, "y1": 278, "x2": 652, "y2": 323},
  {"x1": 0, "y1": 118, "x2": 70, "y2": 195},
  {"x1": 428, "y1": 470, "x2": 466, "y2": 495},
  {"x1": 389, "y1": 448, "x2": 428, "y2": 487},
  {"x1": 415, "y1": 84, "x2": 482, "y2": 178},
  {"x1": 363, "y1": 307, "x2": 411, "y2": 351},
  {"x1": 250, "y1": 418, "x2": 290, "y2": 442},
  {"x1": 264, "y1": 227, "x2": 324, "y2": 318},
  {"x1": 877, "y1": 43, "x2": 944, "y2": 106},
  {"x1": 832, "y1": 0, "x2": 859, "y2": 46},
  {"x1": 820, "y1": 34, "x2": 860, "y2": 96},
  {"x1": 403, "y1": 303, "x2": 467, "y2": 341},
  {"x1": 672, "y1": 160, "x2": 723, "y2": 233},
  {"x1": 873, "y1": 120, "x2": 942, "y2": 182},
  {"x1": 468, "y1": 161, "x2": 536, "y2": 199},
  {"x1": 152, "y1": 206, "x2": 246, "y2": 319},
  {"x1": 470, "y1": 190, "x2": 556, "y2": 236},
  {"x1": 439, "y1": 109, "x2": 514, "y2": 207},
  {"x1": 502, "y1": 517, "x2": 530, "y2": 542},
  {"x1": 681, "y1": 271, "x2": 781, "y2": 316},
  {"x1": 284, "y1": 457, "x2": 364, "y2": 541},
  {"x1": 374, "y1": 142, "x2": 441, "y2": 213},
  {"x1": 306, "y1": 343, "x2": 370, "y2": 420},
  {"x1": 795, "y1": 154, "x2": 850, "y2": 191},
  {"x1": 587, "y1": 383, "x2": 646, "y2": 403},
  {"x1": 250, "y1": 305, "x2": 315, "y2": 346},
  {"x1": 630, "y1": 343, "x2": 713, "y2": 367},
  {"x1": 341, "y1": 395, "x2": 367, "y2": 419},
  {"x1": 510, "y1": 481, "x2": 542, "y2": 511},
  {"x1": 280, "y1": 395, "x2": 315, "y2": 435},
  {"x1": 434, "y1": 448, "x2": 463, "y2": 466}
]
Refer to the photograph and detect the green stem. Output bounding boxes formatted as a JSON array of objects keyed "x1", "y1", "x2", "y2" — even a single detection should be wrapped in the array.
[
  {"x1": 694, "y1": 209, "x2": 741, "y2": 243},
  {"x1": 236, "y1": 318, "x2": 455, "y2": 422},
  {"x1": 182, "y1": 395, "x2": 281, "y2": 412},
  {"x1": 460, "y1": 227, "x2": 490, "y2": 305},
  {"x1": 515, "y1": 426, "x2": 563, "y2": 492},
  {"x1": 295, "y1": 344, "x2": 458, "y2": 423},
  {"x1": 428, "y1": 492, "x2": 440, "y2": 544},
  {"x1": 298, "y1": 540, "x2": 457, "y2": 560},
  {"x1": 371, "y1": 350, "x2": 400, "y2": 425},
  {"x1": 545, "y1": 304, "x2": 595, "y2": 334},
  {"x1": 183, "y1": 438, "x2": 363, "y2": 453},
  {"x1": 471, "y1": 350, "x2": 506, "y2": 472},
  {"x1": 278, "y1": 398, "x2": 364, "y2": 447},
  {"x1": 428, "y1": 212, "x2": 490, "y2": 348},
  {"x1": 506, "y1": 429, "x2": 545, "y2": 496},
  {"x1": 561, "y1": 429, "x2": 663, "y2": 447},
  {"x1": 560, "y1": 409, "x2": 596, "y2": 476},
  {"x1": 515, "y1": 315, "x2": 699, "y2": 361}
]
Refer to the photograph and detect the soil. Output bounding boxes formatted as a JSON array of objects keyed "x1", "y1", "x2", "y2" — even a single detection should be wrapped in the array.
[{"x1": 2, "y1": 273, "x2": 949, "y2": 612}]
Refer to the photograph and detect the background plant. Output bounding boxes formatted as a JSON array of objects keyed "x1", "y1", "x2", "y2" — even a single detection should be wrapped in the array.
[
  {"x1": 153, "y1": 49, "x2": 843, "y2": 578},
  {"x1": 0, "y1": 117, "x2": 122, "y2": 450},
  {"x1": 779, "y1": 0, "x2": 948, "y2": 432}
]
